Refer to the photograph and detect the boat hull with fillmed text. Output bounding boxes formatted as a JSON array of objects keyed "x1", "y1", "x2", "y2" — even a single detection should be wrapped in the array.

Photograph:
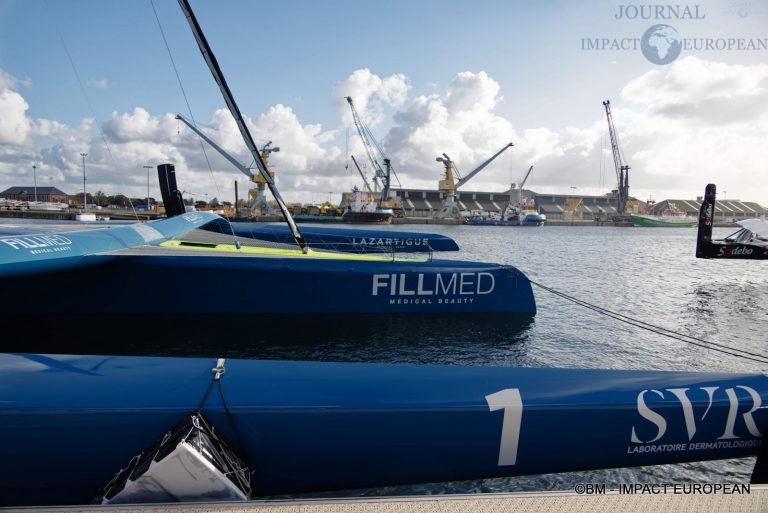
[
  {"x1": 0, "y1": 232, "x2": 536, "y2": 316},
  {"x1": 1, "y1": 353, "x2": 766, "y2": 505}
]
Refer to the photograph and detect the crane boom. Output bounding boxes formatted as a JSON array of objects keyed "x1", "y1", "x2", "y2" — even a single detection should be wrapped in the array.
[
  {"x1": 515, "y1": 165, "x2": 534, "y2": 205},
  {"x1": 350, "y1": 155, "x2": 373, "y2": 194},
  {"x1": 602, "y1": 100, "x2": 630, "y2": 216},
  {"x1": 178, "y1": 0, "x2": 307, "y2": 251},
  {"x1": 345, "y1": 96, "x2": 399, "y2": 203},
  {"x1": 454, "y1": 142, "x2": 514, "y2": 189},
  {"x1": 175, "y1": 114, "x2": 252, "y2": 178},
  {"x1": 519, "y1": 165, "x2": 534, "y2": 190}
]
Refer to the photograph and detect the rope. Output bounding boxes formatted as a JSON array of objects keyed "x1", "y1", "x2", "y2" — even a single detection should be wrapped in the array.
[
  {"x1": 150, "y1": 0, "x2": 239, "y2": 244},
  {"x1": 196, "y1": 375, "x2": 217, "y2": 412},
  {"x1": 195, "y1": 358, "x2": 248, "y2": 462},
  {"x1": 217, "y1": 379, "x2": 247, "y2": 457},
  {"x1": 529, "y1": 279, "x2": 768, "y2": 366}
]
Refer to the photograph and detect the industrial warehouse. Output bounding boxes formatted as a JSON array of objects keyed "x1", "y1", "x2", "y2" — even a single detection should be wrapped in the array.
[{"x1": 388, "y1": 187, "x2": 767, "y2": 223}]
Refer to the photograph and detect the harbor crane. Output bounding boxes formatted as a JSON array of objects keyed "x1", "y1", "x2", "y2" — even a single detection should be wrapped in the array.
[
  {"x1": 603, "y1": 100, "x2": 630, "y2": 219},
  {"x1": 175, "y1": 114, "x2": 277, "y2": 216},
  {"x1": 251, "y1": 142, "x2": 279, "y2": 214},
  {"x1": 434, "y1": 142, "x2": 514, "y2": 218},
  {"x1": 511, "y1": 165, "x2": 534, "y2": 205},
  {"x1": 350, "y1": 155, "x2": 374, "y2": 194},
  {"x1": 345, "y1": 96, "x2": 403, "y2": 215}
]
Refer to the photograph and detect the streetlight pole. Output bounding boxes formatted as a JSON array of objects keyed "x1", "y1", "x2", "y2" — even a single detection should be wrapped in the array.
[
  {"x1": 32, "y1": 164, "x2": 37, "y2": 203},
  {"x1": 143, "y1": 165, "x2": 153, "y2": 210},
  {"x1": 80, "y1": 153, "x2": 88, "y2": 210}
]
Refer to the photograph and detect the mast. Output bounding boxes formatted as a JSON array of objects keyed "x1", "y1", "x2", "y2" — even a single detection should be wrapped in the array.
[{"x1": 177, "y1": 0, "x2": 307, "y2": 252}]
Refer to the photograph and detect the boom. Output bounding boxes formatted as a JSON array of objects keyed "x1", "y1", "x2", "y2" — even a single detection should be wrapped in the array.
[
  {"x1": 603, "y1": 100, "x2": 630, "y2": 217},
  {"x1": 516, "y1": 165, "x2": 534, "y2": 204},
  {"x1": 519, "y1": 165, "x2": 533, "y2": 189},
  {"x1": 350, "y1": 155, "x2": 373, "y2": 194},
  {"x1": 454, "y1": 142, "x2": 514, "y2": 190}
]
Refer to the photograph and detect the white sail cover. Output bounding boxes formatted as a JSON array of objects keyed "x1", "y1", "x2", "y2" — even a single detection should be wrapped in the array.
[{"x1": 737, "y1": 217, "x2": 768, "y2": 238}]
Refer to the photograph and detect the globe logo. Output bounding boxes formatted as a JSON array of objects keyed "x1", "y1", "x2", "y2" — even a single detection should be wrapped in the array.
[{"x1": 641, "y1": 24, "x2": 682, "y2": 65}]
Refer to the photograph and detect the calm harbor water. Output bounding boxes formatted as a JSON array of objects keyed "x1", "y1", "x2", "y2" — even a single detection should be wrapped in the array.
[
  {"x1": 261, "y1": 223, "x2": 768, "y2": 497},
  {"x1": 6, "y1": 220, "x2": 768, "y2": 496}
]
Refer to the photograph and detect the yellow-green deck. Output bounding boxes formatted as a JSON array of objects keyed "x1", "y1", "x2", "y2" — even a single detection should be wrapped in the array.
[{"x1": 160, "y1": 240, "x2": 427, "y2": 262}]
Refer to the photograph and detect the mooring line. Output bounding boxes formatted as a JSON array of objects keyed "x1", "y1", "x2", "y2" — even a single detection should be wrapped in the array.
[{"x1": 529, "y1": 279, "x2": 768, "y2": 365}]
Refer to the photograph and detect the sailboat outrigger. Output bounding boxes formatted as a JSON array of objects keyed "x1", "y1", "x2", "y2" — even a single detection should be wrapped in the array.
[
  {"x1": 2, "y1": 352, "x2": 768, "y2": 506},
  {"x1": 696, "y1": 183, "x2": 768, "y2": 259}
]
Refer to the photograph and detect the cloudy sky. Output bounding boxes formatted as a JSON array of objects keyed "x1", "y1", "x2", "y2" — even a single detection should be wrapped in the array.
[{"x1": 0, "y1": 0, "x2": 767, "y2": 205}]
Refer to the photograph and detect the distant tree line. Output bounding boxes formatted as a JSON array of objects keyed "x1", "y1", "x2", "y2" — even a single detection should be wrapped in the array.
[{"x1": 71, "y1": 190, "x2": 231, "y2": 209}]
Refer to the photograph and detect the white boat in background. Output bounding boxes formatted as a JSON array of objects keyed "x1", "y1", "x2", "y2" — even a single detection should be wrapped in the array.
[
  {"x1": 26, "y1": 201, "x2": 69, "y2": 211},
  {"x1": 467, "y1": 166, "x2": 546, "y2": 226},
  {"x1": 0, "y1": 200, "x2": 68, "y2": 211},
  {"x1": 340, "y1": 186, "x2": 394, "y2": 224},
  {"x1": 509, "y1": 200, "x2": 547, "y2": 226},
  {"x1": 467, "y1": 200, "x2": 546, "y2": 227}
]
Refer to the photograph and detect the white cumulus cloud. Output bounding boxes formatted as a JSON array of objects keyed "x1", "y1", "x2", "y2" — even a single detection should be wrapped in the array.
[
  {"x1": 614, "y1": 56, "x2": 768, "y2": 200},
  {"x1": 1, "y1": 57, "x2": 766, "y2": 206},
  {"x1": 0, "y1": 79, "x2": 32, "y2": 146},
  {"x1": 383, "y1": 71, "x2": 518, "y2": 190},
  {"x1": 333, "y1": 68, "x2": 410, "y2": 127}
]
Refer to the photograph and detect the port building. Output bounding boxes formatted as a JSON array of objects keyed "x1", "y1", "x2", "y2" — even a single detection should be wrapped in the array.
[
  {"x1": 390, "y1": 188, "x2": 767, "y2": 221},
  {"x1": 0, "y1": 186, "x2": 69, "y2": 203}
]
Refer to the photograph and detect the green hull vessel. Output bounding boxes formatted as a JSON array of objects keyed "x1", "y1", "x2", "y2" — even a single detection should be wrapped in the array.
[{"x1": 631, "y1": 214, "x2": 697, "y2": 227}]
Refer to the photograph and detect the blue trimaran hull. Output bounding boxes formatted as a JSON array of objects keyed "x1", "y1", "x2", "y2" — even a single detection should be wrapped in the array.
[
  {"x1": 0, "y1": 219, "x2": 459, "y2": 254},
  {"x1": 0, "y1": 214, "x2": 534, "y2": 315},
  {"x1": 0, "y1": 211, "x2": 220, "y2": 277},
  {"x1": 224, "y1": 223, "x2": 460, "y2": 253},
  {"x1": 1, "y1": 353, "x2": 766, "y2": 505},
  {"x1": 0, "y1": 256, "x2": 531, "y2": 315}
]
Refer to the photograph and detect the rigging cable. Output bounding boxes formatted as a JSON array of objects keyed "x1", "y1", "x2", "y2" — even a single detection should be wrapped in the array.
[
  {"x1": 528, "y1": 279, "x2": 768, "y2": 366},
  {"x1": 57, "y1": 33, "x2": 140, "y2": 220},
  {"x1": 150, "y1": 0, "x2": 238, "y2": 242}
]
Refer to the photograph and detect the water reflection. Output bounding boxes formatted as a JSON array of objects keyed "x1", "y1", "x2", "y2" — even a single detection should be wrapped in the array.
[{"x1": 1, "y1": 313, "x2": 534, "y2": 365}]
